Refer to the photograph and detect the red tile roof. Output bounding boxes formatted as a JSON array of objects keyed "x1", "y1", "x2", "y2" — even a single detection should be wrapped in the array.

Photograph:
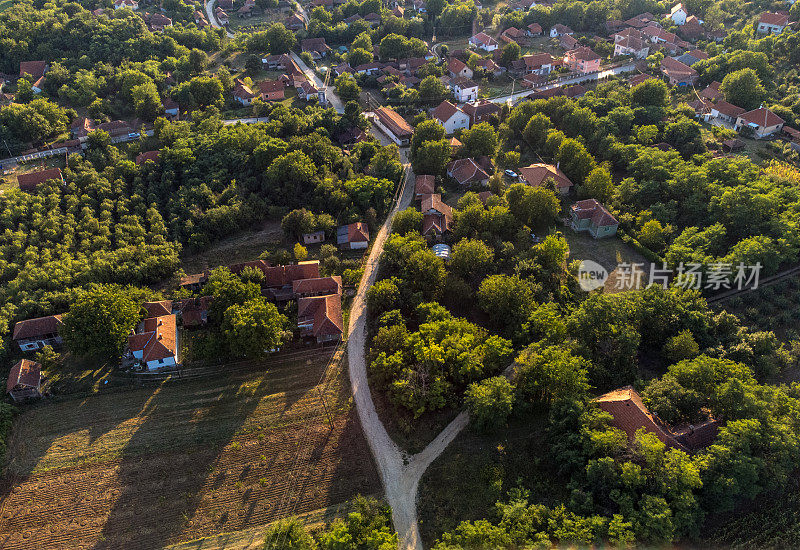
[
  {"x1": 596, "y1": 387, "x2": 686, "y2": 450},
  {"x1": 297, "y1": 294, "x2": 343, "y2": 338},
  {"x1": 17, "y1": 168, "x2": 63, "y2": 192},
  {"x1": 374, "y1": 107, "x2": 413, "y2": 138},
  {"x1": 19, "y1": 61, "x2": 46, "y2": 79},
  {"x1": 448, "y1": 57, "x2": 468, "y2": 75},
  {"x1": 518, "y1": 163, "x2": 573, "y2": 190},
  {"x1": 292, "y1": 276, "x2": 342, "y2": 296},
  {"x1": 447, "y1": 158, "x2": 489, "y2": 185},
  {"x1": 571, "y1": 199, "x2": 618, "y2": 227},
  {"x1": 738, "y1": 108, "x2": 785, "y2": 128},
  {"x1": 7, "y1": 359, "x2": 42, "y2": 393},
  {"x1": 415, "y1": 174, "x2": 435, "y2": 196},
  {"x1": 135, "y1": 150, "x2": 160, "y2": 165},
  {"x1": 143, "y1": 300, "x2": 173, "y2": 317},
  {"x1": 713, "y1": 101, "x2": 745, "y2": 118},
  {"x1": 431, "y1": 100, "x2": 462, "y2": 124},
  {"x1": 759, "y1": 12, "x2": 789, "y2": 26},
  {"x1": 128, "y1": 314, "x2": 177, "y2": 363},
  {"x1": 346, "y1": 222, "x2": 369, "y2": 243},
  {"x1": 13, "y1": 314, "x2": 63, "y2": 340}
]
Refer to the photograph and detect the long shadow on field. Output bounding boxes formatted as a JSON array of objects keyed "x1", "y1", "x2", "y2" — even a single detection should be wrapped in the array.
[{"x1": 92, "y1": 373, "x2": 278, "y2": 550}]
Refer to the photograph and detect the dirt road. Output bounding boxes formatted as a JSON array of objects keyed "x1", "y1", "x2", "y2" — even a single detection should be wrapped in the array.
[{"x1": 346, "y1": 146, "x2": 471, "y2": 549}]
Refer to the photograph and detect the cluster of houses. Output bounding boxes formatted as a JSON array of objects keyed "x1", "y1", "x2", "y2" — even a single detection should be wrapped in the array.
[{"x1": 237, "y1": 53, "x2": 324, "y2": 105}]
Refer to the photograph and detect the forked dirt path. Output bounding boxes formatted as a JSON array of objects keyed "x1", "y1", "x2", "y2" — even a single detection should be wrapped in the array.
[{"x1": 346, "y1": 149, "x2": 471, "y2": 549}]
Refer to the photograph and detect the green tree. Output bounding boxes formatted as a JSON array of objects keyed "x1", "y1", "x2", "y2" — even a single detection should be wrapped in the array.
[
  {"x1": 500, "y1": 41, "x2": 521, "y2": 66},
  {"x1": 413, "y1": 139, "x2": 452, "y2": 176},
  {"x1": 556, "y1": 138, "x2": 596, "y2": 184},
  {"x1": 515, "y1": 345, "x2": 591, "y2": 403},
  {"x1": 131, "y1": 80, "x2": 163, "y2": 121},
  {"x1": 638, "y1": 219, "x2": 666, "y2": 251},
  {"x1": 663, "y1": 330, "x2": 700, "y2": 363},
  {"x1": 367, "y1": 277, "x2": 401, "y2": 316},
  {"x1": 631, "y1": 79, "x2": 670, "y2": 108},
  {"x1": 465, "y1": 376, "x2": 515, "y2": 432},
  {"x1": 419, "y1": 75, "x2": 449, "y2": 102},
  {"x1": 720, "y1": 68, "x2": 766, "y2": 111},
  {"x1": 392, "y1": 208, "x2": 424, "y2": 236},
  {"x1": 450, "y1": 238, "x2": 494, "y2": 282},
  {"x1": 263, "y1": 517, "x2": 317, "y2": 550},
  {"x1": 294, "y1": 243, "x2": 308, "y2": 261},
  {"x1": 522, "y1": 113, "x2": 552, "y2": 149},
  {"x1": 335, "y1": 73, "x2": 362, "y2": 102},
  {"x1": 477, "y1": 274, "x2": 537, "y2": 335},
  {"x1": 504, "y1": 183, "x2": 561, "y2": 228},
  {"x1": 459, "y1": 122, "x2": 498, "y2": 159},
  {"x1": 222, "y1": 299, "x2": 288, "y2": 357},
  {"x1": 579, "y1": 165, "x2": 614, "y2": 202},
  {"x1": 62, "y1": 284, "x2": 142, "y2": 357}
]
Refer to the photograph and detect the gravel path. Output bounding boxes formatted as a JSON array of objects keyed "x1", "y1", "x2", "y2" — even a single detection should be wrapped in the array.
[{"x1": 346, "y1": 147, "x2": 470, "y2": 549}]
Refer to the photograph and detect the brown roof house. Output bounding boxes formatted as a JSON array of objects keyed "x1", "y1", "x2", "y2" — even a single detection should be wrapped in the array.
[
  {"x1": 448, "y1": 57, "x2": 473, "y2": 79},
  {"x1": 6, "y1": 359, "x2": 44, "y2": 402},
  {"x1": 570, "y1": 199, "x2": 618, "y2": 238},
  {"x1": 735, "y1": 108, "x2": 785, "y2": 139},
  {"x1": 17, "y1": 168, "x2": 64, "y2": 192},
  {"x1": 415, "y1": 174, "x2": 435, "y2": 200},
  {"x1": 19, "y1": 60, "x2": 47, "y2": 93},
  {"x1": 13, "y1": 314, "x2": 64, "y2": 352},
  {"x1": 233, "y1": 82, "x2": 258, "y2": 106},
  {"x1": 757, "y1": 12, "x2": 790, "y2": 34},
  {"x1": 126, "y1": 314, "x2": 179, "y2": 371},
  {"x1": 177, "y1": 296, "x2": 213, "y2": 327},
  {"x1": 337, "y1": 222, "x2": 369, "y2": 250},
  {"x1": 297, "y1": 294, "x2": 343, "y2": 343},
  {"x1": 469, "y1": 31, "x2": 499, "y2": 52},
  {"x1": 258, "y1": 80, "x2": 285, "y2": 101},
  {"x1": 447, "y1": 158, "x2": 489, "y2": 186},
  {"x1": 293, "y1": 276, "x2": 342, "y2": 298},
  {"x1": 135, "y1": 150, "x2": 160, "y2": 165},
  {"x1": 518, "y1": 163, "x2": 573, "y2": 194},
  {"x1": 462, "y1": 99, "x2": 502, "y2": 125},
  {"x1": 371, "y1": 106, "x2": 413, "y2": 146},
  {"x1": 659, "y1": 56, "x2": 698, "y2": 86},
  {"x1": 301, "y1": 38, "x2": 331, "y2": 59},
  {"x1": 597, "y1": 386, "x2": 721, "y2": 453},
  {"x1": 420, "y1": 193, "x2": 453, "y2": 238}
]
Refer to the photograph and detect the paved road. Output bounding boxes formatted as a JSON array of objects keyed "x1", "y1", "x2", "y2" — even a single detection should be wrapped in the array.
[
  {"x1": 205, "y1": 0, "x2": 235, "y2": 38},
  {"x1": 489, "y1": 62, "x2": 638, "y2": 105},
  {"x1": 290, "y1": 52, "x2": 345, "y2": 114}
]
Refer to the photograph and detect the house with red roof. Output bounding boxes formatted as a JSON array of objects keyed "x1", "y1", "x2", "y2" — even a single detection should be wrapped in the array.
[
  {"x1": 297, "y1": 294, "x2": 343, "y2": 343},
  {"x1": 17, "y1": 168, "x2": 64, "y2": 192},
  {"x1": 337, "y1": 222, "x2": 370, "y2": 250},
  {"x1": 19, "y1": 61, "x2": 47, "y2": 93},
  {"x1": 127, "y1": 315, "x2": 179, "y2": 371},
  {"x1": 735, "y1": 108, "x2": 785, "y2": 138},
  {"x1": 431, "y1": 100, "x2": 470, "y2": 134},
  {"x1": 710, "y1": 101, "x2": 745, "y2": 125},
  {"x1": 469, "y1": 32, "x2": 499, "y2": 52},
  {"x1": 12, "y1": 314, "x2": 64, "y2": 352},
  {"x1": 659, "y1": 56, "x2": 698, "y2": 86},
  {"x1": 415, "y1": 174, "x2": 435, "y2": 200},
  {"x1": 462, "y1": 99, "x2": 502, "y2": 125},
  {"x1": 135, "y1": 150, "x2": 160, "y2": 165},
  {"x1": 233, "y1": 82, "x2": 257, "y2": 105},
  {"x1": 177, "y1": 296, "x2": 213, "y2": 327},
  {"x1": 518, "y1": 163, "x2": 573, "y2": 194},
  {"x1": 757, "y1": 12, "x2": 789, "y2": 34},
  {"x1": 570, "y1": 199, "x2": 618, "y2": 238},
  {"x1": 258, "y1": 80, "x2": 285, "y2": 101},
  {"x1": 447, "y1": 158, "x2": 489, "y2": 186},
  {"x1": 6, "y1": 359, "x2": 44, "y2": 402},
  {"x1": 549, "y1": 23, "x2": 573, "y2": 37},
  {"x1": 564, "y1": 47, "x2": 601, "y2": 73},
  {"x1": 500, "y1": 27, "x2": 526, "y2": 44},
  {"x1": 293, "y1": 276, "x2": 342, "y2": 298},
  {"x1": 613, "y1": 32, "x2": 650, "y2": 58},
  {"x1": 420, "y1": 193, "x2": 453, "y2": 238},
  {"x1": 527, "y1": 23, "x2": 543, "y2": 36},
  {"x1": 448, "y1": 57, "x2": 473, "y2": 79},
  {"x1": 372, "y1": 106, "x2": 413, "y2": 145}
]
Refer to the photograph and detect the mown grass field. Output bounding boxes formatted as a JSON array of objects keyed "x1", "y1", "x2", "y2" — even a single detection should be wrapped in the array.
[{"x1": 0, "y1": 349, "x2": 380, "y2": 550}]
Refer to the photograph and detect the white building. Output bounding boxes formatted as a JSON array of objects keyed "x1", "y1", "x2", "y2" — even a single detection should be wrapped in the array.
[
  {"x1": 451, "y1": 76, "x2": 478, "y2": 103},
  {"x1": 431, "y1": 101, "x2": 470, "y2": 134},
  {"x1": 670, "y1": 3, "x2": 687, "y2": 25}
]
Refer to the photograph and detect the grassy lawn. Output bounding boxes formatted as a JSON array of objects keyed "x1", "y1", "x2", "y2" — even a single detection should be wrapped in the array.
[
  {"x1": 180, "y1": 220, "x2": 284, "y2": 275},
  {"x1": 417, "y1": 409, "x2": 570, "y2": 546},
  {"x1": 228, "y1": 7, "x2": 287, "y2": 33},
  {"x1": 0, "y1": 349, "x2": 380, "y2": 549},
  {"x1": 563, "y1": 229, "x2": 651, "y2": 293}
]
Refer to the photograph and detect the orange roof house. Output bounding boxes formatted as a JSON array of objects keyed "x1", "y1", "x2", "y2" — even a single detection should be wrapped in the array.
[
  {"x1": 297, "y1": 294, "x2": 343, "y2": 343},
  {"x1": 6, "y1": 359, "x2": 43, "y2": 402},
  {"x1": 735, "y1": 108, "x2": 785, "y2": 139},
  {"x1": 17, "y1": 168, "x2": 63, "y2": 192},
  {"x1": 337, "y1": 222, "x2": 370, "y2": 249},
  {"x1": 372, "y1": 106, "x2": 413, "y2": 145},
  {"x1": 127, "y1": 314, "x2": 178, "y2": 371},
  {"x1": 415, "y1": 175, "x2": 435, "y2": 200},
  {"x1": 570, "y1": 199, "x2": 618, "y2": 238},
  {"x1": 446, "y1": 158, "x2": 489, "y2": 186},
  {"x1": 293, "y1": 276, "x2": 342, "y2": 298},
  {"x1": 135, "y1": 150, "x2": 160, "y2": 165},
  {"x1": 518, "y1": 163, "x2": 573, "y2": 194},
  {"x1": 12, "y1": 314, "x2": 64, "y2": 352}
]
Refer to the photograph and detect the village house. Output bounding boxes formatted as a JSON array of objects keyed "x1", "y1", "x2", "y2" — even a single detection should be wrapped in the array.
[
  {"x1": 176, "y1": 296, "x2": 213, "y2": 327},
  {"x1": 450, "y1": 76, "x2": 478, "y2": 102},
  {"x1": 518, "y1": 163, "x2": 573, "y2": 194},
  {"x1": 431, "y1": 100, "x2": 470, "y2": 134},
  {"x1": 194, "y1": 10, "x2": 209, "y2": 26},
  {"x1": 462, "y1": 99, "x2": 502, "y2": 125},
  {"x1": 676, "y1": 48, "x2": 708, "y2": 66},
  {"x1": 420, "y1": 193, "x2": 454, "y2": 238},
  {"x1": 293, "y1": 276, "x2": 342, "y2": 298},
  {"x1": 337, "y1": 222, "x2": 369, "y2": 250},
  {"x1": 757, "y1": 12, "x2": 789, "y2": 34},
  {"x1": 447, "y1": 158, "x2": 489, "y2": 186},
  {"x1": 511, "y1": 53, "x2": 553, "y2": 76},
  {"x1": 735, "y1": 108, "x2": 785, "y2": 138},
  {"x1": 215, "y1": 6, "x2": 229, "y2": 25},
  {"x1": 624, "y1": 12, "x2": 657, "y2": 28},
  {"x1": 297, "y1": 294, "x2": 343, "y2": 343},
  {"x1": 564, "y1": 47, "x2": 601, "y2": 73},
  {"x1": 669, "y1": 2, "x2": 688, "y2": 25},
  {"x1": 164, "y1": 97, "x2": 180, "y2": 119},
  {"x1": 301, "y1": 38, "x2": 331, "y2": 59},
  {"x1": 231, "y1": 260, "x2": 322, "y2": 301},
  {"x1": 371, "y1": 106, "x2": 413, "y2": 146},
  {"x1": 233, "y1": 82, "x2": 257, "y2": 105},
  {"x1": 469, "y1": 32, "x2": 499, "y2": 52},
  {"x1": 12, "y1": 314, "x2": 64, "y2": 352},
  {"x1": 699, "y1": 81, "x2": 723, "y2": 101},
  {"x1": 659, "y1": 56, "x2": 698, "y2": 86},
  {"x1": 710, "y1": 101, "x2": 745, "y2": 125},
  {"x1": 415, "y1": 174, "x2": 435, "y2": 200},
  {"x1": 303, "y1": 230, "x2": 326, "y2": 245},
  {"x1": 284, "y1": 12, "x2": 305, "y2": 30},
  {"x1": 570, "y1": 199, "x2": 619, "y2": 238},
  {"x1": 500, "y1": 27, "x2": 526, "y2": 44},
  {"x1": 613, "y1": 33, "x2": 650, "y2": 58},
  {"x1": 597, "y1": 387, "x2": 720, "y2": 453},
  {"x1": 549, "y1": 24, "x2": 573, "y2": 38},
  {"x1": 143, "y1": 12, "x2": 172, "y2": 31},
  {"x1": 258, "y1": 80, "x2": 285, "y2": 101},
  {"x1": 448, "y1": 57, "x2": 473, "y2": 79},
  {"x1": 6, "y1": 359, "x2": 44, "y2": 402},
  {"x1": 527, "y1": 23, "x2": 543, "y2": 36},
  {"x1": 114, "y1": 0, "x2": 139, "y2": 9},
  {"x1": 16, "y1": 168, "x2": 63, "y2": 192},
  {"x1": 126, "y1": 314, "x2": 178, "y2": 371},
  {"x1": 19, "y1": 60, "x2": 47, "y2": 93}
]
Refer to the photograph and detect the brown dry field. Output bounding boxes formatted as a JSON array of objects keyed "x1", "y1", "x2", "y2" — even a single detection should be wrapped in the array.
[{"x1": 0, "y1": 349, "x2": 380, "y2": 549}]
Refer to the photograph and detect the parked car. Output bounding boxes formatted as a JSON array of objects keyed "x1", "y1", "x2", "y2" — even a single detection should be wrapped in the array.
[{"x1": 504, "y1": 169, "x2": 518, "y2": 179}]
